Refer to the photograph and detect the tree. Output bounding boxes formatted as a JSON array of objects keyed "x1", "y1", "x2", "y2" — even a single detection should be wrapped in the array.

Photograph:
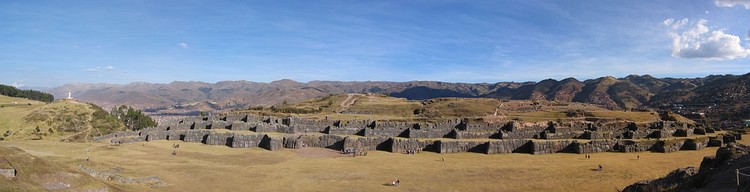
[
  {"x1": 110, "y1": 105, "x2": 157, "y2": 131},
  {"x1": 0, "y1": 84, "x2": 54, "y2": 103}
]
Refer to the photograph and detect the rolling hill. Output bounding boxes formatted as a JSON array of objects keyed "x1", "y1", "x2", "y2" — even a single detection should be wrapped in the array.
[
  {"x1": 0, "y1": 95, "x2": 125, "y2": 142},
  {"x1": 45, "y1": 73, "x2": 750, "y2": 124}
]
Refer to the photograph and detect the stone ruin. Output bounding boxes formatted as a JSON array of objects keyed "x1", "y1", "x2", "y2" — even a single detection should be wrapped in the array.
[
  {"x1": 0, "y1": 159, "x2": 16, "y2": 178},
  {"x1": 94, "y1": 113, "x2": 740, "y2": 155}
]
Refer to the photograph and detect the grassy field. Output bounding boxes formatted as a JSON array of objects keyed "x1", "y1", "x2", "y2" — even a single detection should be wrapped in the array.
[
  {"x1": 0, "y1": 95, "x2": 45, "y2": 138},
  {"x1": 1, "y1": 139, "x2": 724, "y2": 192},
  {"x1": 237, "y1": 94, "x2": 691, "y2": 124}
]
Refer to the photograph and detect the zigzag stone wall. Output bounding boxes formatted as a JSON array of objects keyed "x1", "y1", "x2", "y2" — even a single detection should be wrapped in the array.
[{"x1": 97, "y1": 113, "x2": 730, "y2": 156}]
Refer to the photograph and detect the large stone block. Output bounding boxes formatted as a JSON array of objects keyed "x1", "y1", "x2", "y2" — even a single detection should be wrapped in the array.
[
  {"x1": 0, "y1": 168, "x2": 15, "y2": 178},
  {"x1": 486, "y1": 140, "x2": 531, "y2": 154},
  {"x1": 436, "y1": 140, "x2": 487, "y2": 154},
  {"x1": 231, "y1": 133, "x2": 264, "y2": 148},
  {"x1": 531, "y1": 140, "x2": 576, "y2": 155},
  {"x1": 183, "y1": 130, "x2": 210, "y2": 143},
  {"x1": 206, "y1": 132, "x2": 233, "y2": 146},
  {"x1": 391, "y1": 138, "x2": 436, "y2": 153},
  {"x1": 260, "y1": 135, "x2": 283, "y2": 151}
]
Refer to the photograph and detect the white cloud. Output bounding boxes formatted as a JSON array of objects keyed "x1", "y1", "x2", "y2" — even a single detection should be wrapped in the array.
[
  {"x1": 84, "y1": 66, "x2": 100, "y2": 72},
  {"x1": 665, "y1": 18, "x2": 750, "y2": 60},
  {"x1": 10, "y1": 82, "x2": 24, "y2": 88},
  {"x1": 85, "y1": 66, "x2": 116, "y2": 72},
  {"x1": 663, "y1": 18, "x2": 688, "y2": 30},
  {"x1": 715, "y1": 0, "x2": 750, "y2": 9},
  {"x1": 178, "y1": 42, "x2": 189, "y2": 48}
]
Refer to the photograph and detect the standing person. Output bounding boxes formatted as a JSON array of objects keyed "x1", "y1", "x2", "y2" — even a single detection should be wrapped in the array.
[
  {"x1": 396, "y1": 179, "x2": 400, "y2": 186},
  {"x1": 637, "y1": 155, "x2": 640, "y2": 160}
]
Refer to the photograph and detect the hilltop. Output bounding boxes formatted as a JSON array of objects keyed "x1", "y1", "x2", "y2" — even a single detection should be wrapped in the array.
[{"x1": 0, "y1": 95, "x2": 125, "y2": 142}]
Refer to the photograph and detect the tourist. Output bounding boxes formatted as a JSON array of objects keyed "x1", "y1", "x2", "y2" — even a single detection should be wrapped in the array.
[
  {"x1": 637, "y1": 155, "x2": 640, "y2": 160},
  {"x1": 396, "y1": 179, "x2": 400, "y2": 186},
  {"x1": 598, "y1": 165, "x2": 603, "y2": 171}
]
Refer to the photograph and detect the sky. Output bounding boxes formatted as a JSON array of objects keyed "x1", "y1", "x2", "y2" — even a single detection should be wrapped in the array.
[{"x1": 1, "y1": 0, "x2": 749, "y2": 87}]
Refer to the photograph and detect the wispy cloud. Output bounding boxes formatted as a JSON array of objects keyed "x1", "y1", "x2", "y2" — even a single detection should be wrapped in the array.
[
  {"x1": 10, "y1": 82, "x2": 24, "y2": 88},
  {"x1": 715, "y1": 0, "x2": 750, "y2": 9},
  {"x1": 178, "y1": 42, "x2": 189, "y2": 48},
  {"x1": 664, "y1": 18, "x2": 750, "y2": 60},
  {"x1": 85, "y1": 65, "x2": 116, "y2": 72}
]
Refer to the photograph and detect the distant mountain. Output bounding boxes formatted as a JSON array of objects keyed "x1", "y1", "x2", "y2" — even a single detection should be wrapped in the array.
[{"x1": 47, "y1": 73, "x2": 750, "y2": 119}]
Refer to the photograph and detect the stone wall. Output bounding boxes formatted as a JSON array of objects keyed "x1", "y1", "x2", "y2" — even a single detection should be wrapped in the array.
[
  {"x1": 618, "y1": 140, "x2": 658, "y2": 153},
  {"x1": 101, "y1": 112, "x2": 716, "y2": 155},
  {"x1": 231, "y1": 133, "x2": 265, "y2": 148},
  {"x1": 260, "y1": 135, "x2": 283, "y2": 151},
  {"x1": 408, "y1": 128, "x2": 452, "y2": 139},
  {"x1": 436, "y1": 140, "x2": 487, "y2": 154},
  {"x1": 282, "y1": 134, "x2": 346, "y2": 150},
  {"x1": 486, "y1": 140, "x2": 531, "y2": 154},
  {"x1": 343, "y1": 136, "x2": 390, "y2": 151},
  {"x1": 205, "y1": 132, "x2": 233, "y2": 146},
  {"x1": 681, "y1": 138, "x2": 709, "y2": 150},
  {"x1": 531, "y1": 140, "x2": 576, "y2": 154},
  {"x1": 183, "y1": 130, "x2": 210, "y2": 143},
  {"x1": 327, "y1": 127, "x2": 362, "y2": 136},
  {"x1": 652, "y1": 140, "x2": 686, "y2": 153},
  {"x1": 364, "y1": 128, "x2": 406, "y2": 137},
  {"x1": 454, "y1": 130, "x2": 497, "y2": 139},
  {"x1": 574, "y1": 140, "x2": 618, "y2": 154},
  {"x1": 390, "y1": 138, "x2": 436, "y2": 153}
]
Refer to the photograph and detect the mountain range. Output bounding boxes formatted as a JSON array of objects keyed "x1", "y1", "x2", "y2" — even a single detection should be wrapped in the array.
[{"x1": 45, "y1": 73, "x2": 749, "y2": 122}]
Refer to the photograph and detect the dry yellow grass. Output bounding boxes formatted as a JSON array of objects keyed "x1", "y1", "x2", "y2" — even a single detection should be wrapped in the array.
[
  {"x1": 0, "y1": 95, "x2": 45, "y2": 137},
  {"x1": 1, "y1": 138, "x2": 723, "y2": 192},
  {"x1": 239, "y1": 94, "x2": 680, "y2": 124}
]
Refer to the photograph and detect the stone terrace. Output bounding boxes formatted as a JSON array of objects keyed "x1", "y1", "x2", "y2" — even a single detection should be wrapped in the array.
[{"x1": 96, "y1": 113, "x2": 739, "y2": 155}]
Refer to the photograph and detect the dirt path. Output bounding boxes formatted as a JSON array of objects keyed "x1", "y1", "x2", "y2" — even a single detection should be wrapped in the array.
[
  {"x1": 62, "y1": 106, "x2": 99, "y2": 143},
  {"x1": 337, "y1": 94, "x2": 360, "y2": 113}
]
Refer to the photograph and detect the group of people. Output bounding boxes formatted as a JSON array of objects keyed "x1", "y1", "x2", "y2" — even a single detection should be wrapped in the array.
[
  {"x1": 172, "y1": 143, "x2": 181, "y2": 156},
  {"x1": 405, "y1": 149, "x2": 420, "y2": 154},
  {"x1": 391, "y1": 179, "x2": 401, "y2": 186},
  {"x1": 584, "y1": 154, "x2": 591, "y2": 159},
  {"x1": 341, "y1": 149, "x2": 367, "y2": 157}
]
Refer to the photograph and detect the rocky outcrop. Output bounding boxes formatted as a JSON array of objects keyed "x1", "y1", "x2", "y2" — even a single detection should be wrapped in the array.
[
  {"x1": 623, "y1": 144, "x2": 750, "y2": 192},
  {"x1": 78, "y1": 165, "x2": 165, "y2": 187}
]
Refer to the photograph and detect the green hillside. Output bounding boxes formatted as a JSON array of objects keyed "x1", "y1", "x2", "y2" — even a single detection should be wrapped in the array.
[{"x1": 0, "y1": 95, "x2": 126, "y2": 142}]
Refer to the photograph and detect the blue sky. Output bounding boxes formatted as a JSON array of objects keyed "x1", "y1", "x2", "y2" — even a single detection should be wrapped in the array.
[{"x1": 1, "y1": 0, "x2": 749, "y2": 87}]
